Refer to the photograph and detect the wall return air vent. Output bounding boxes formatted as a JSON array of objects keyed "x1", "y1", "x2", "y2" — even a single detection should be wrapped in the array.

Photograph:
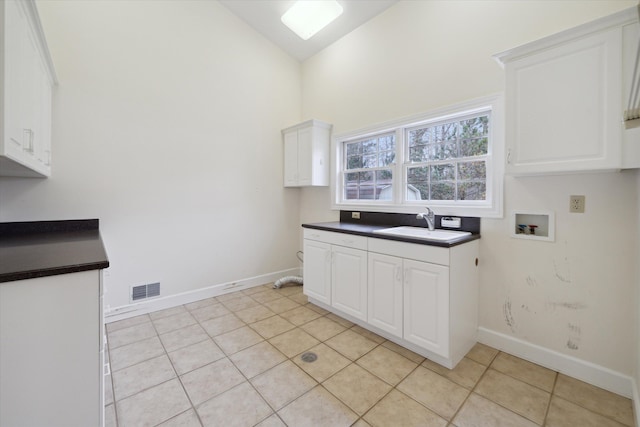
[{"x1": 131, "y1": 282, "x2": 160, "y2": 302}]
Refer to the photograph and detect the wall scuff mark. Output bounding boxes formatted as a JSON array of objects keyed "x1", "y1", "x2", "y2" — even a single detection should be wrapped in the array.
[
  {"x1": 525, "y1": 275, "x2": 538, "y2": 287},
  {"x1": 552, "y1": 259, "x2": 572, "y2": 283},
  {"x1": 503, "y1": 297, "x2": 517, "y2": 333},
  {"x1": 566, "y1": 322, "x2": 581, "y2": 350},
  {"x1": 545, "y1": 300, "x2": 587, "y2": 312}
]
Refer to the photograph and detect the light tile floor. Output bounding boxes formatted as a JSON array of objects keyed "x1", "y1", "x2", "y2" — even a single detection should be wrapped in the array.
[{"x1": 104, "y1": 284, "x2": 634, "y2": 427}]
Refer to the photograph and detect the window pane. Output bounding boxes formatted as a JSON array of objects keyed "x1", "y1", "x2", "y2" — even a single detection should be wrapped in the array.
[
  {"x1": 359, "y1": 170, "x2": 374, "y2": 184},
  {"x1": 460, "y1": 137, "x2": 488, "y2": 157},
  {"x1": 458, "y1": 182, "x2": 486, "y2": 200},
  {"x1": 434, "y1": 123, "x2": 457, "y2": 141},
  {"x1": 409, "y1": 128, "x2": 431, "y2": 146},
  {"x1": 431, "y1": 182, "x2": 455, "y2": 200},
  {"x1": 362, "y1": 139, "x2": 377, "y2": 154},
  {"x1": 406, "y1": 183, "x2": 423, "y2": 200},
  {"x1": 345, "y1": 172, "x2": 359, "y2": 184},
  {"x1": 379, "y1": 151, "x2": 395, "y2": 166},
  {"x1": 409, "y1": 146, "x2": 429, "y2": 163},
  {"x1": 376, "y1": 169, "x2": 393, "y2": 182},
  {"x1": 458, "y1": 161, "x2": 486, "y2": 180},
  {"x1": 363, "y1": 154, "x2": 377, "y2": 168},
  {"x1": 407, "y1": 166, "x2": 429, "y2": 200},
  {"x1": 346, "y1": 155, "x2": 362, "y2": 170},
  {"x1": 460, "y1": 116, "x2": 489, "y2": 138},
  {"x1": 431, "y1": 142, "x2": 457, "y2": 160},
  {"x1": 431, "y1": 163, "x2": 455, "y2": 181},
  {"x1": 379, "y1": 135, "x2": 395, "y2": 151},
  {"x1": 346, "y1": 142, "x2": 361, "y2": 156},
  {"x1": 359, "y1": 186, "x2": 375, "y2": 199}
]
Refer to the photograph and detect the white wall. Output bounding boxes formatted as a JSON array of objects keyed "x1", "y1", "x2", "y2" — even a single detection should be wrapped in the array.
[
  {"x1": 300, "y1": 0, "x2": 638, "y2": 380},
  {"x1": 0, "y1": 0, "x2": 302, "y2": 309}
]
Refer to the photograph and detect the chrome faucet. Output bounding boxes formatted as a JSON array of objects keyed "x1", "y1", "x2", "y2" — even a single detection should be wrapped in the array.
[{"x1": 416, "y1": 207, "x2": 435, "y2": 231}]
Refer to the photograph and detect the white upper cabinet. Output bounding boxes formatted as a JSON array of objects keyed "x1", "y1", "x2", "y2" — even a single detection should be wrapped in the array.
[
  {"x1": 1, "y1": 0, "x2": 56, "y2": 178},
  {"x1": 621, "y1": 17, "x2": 640, "y2": 168},
  {"x1": 495, "y1": 8, "x2": 638, "y2": 175},
  {"x1": 282, "y1": 119, "x2": 331, "y2": 187}
]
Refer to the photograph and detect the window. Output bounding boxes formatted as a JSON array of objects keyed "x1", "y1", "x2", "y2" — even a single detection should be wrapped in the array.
[
  {"x1": 333, "y1": 95, "x2": 504, "y2": 218},
  {"x1": 406, "y1": 115, "x2": 488, "y2": 201},
  {"x1": 344, "y1": 133, "x2": 395, "y2": 200}
]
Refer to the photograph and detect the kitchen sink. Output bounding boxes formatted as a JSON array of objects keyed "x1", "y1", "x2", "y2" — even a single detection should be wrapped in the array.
[{"x1": 373, "y1": 226, "x2": 472, "y2": 242}]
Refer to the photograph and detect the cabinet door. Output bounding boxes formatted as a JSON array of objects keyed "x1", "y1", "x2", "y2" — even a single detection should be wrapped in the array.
[
  {"x1": 331, "y1": 245, "x2": 367, "y2": 321},
  {"x1": 403, "y1": 259, "x2": 449, "y2": 357},
  {"x1": 296, "y1": 126, "x2": 313, "y2": 186},
  {"x1": 505, "y1": 27, "x2": 622, "y2": 174},
  {"x1": 4, "y1": 0, "x2": 28, "y2": 161},
  {"x1": 36, "y1": 68, "x2": 52, "y2": 169},
  {"x1": 283, "y1": 130, "x2": 299, "y2": 187},
  {"x1": 1, "y1": 0, "x2": 53, "y2": 177},
  {"x1": 0, "y1": 271, "x2": 101, "y2": 427},
  {"x1": 302, "y1": 239, "x2": 331, "y2": 305},
  {"x1": 368, "y1": 253, "x2": 403, "y2": 338}
]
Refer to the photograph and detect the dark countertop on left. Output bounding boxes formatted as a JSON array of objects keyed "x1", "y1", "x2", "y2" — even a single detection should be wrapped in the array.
[{"x1": 0, "y1": 219, "x2": 110, "y2": 283}]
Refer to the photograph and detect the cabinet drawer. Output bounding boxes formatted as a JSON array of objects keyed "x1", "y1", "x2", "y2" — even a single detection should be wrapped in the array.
[
  {"x1": 368, "y1": 237, "x2": 449, "y2": 266},
  {"x1": 303, "y1": 229, "x2": 367, "y2": 250}
]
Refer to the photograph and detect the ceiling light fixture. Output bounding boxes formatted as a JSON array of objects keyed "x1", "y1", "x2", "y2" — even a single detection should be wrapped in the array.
[{"x1": 281, "y1": 0, "x2": 344, "y2": 41}]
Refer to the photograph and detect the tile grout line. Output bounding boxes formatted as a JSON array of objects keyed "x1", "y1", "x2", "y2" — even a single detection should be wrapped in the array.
[
  {"x1": 355, "y1": 347, "x2": 425, "y2": 425},
  {"x1": 540, "y1": 370, "x2": 560, "y2": 427},
  {"x1": 445, "y1": 348, "x2": 499, "y2": 426},
  {"x1": 149, "y1": 305, "x2": 207, "y2": 427},
  {"x1": 223, "y1": 287, "x2": 317, "y2": 427}
]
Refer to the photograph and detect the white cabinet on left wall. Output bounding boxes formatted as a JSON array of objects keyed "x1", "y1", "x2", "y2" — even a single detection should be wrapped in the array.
[
  {"x1": 0, "y1": 0, "x2": 57, "y2": 177},
  {"x1": 282, "y1": 119, "x2": 331, "y2": 187},
  {"x1": 0, "y1": 270, "x2": 104, "y2": 427}
]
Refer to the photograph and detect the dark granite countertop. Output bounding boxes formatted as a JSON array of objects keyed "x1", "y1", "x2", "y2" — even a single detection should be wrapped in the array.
[
  {"x1": 0, "y1": 219, "x2": 110, "y2": 283},
  {"x1": 302, "y1": 221, "x2": 480, "y2": 248}
]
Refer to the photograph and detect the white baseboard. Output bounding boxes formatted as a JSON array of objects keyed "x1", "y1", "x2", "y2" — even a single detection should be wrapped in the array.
[
  {"x1": 478, "y1": 327, "x2": 633, "y2": 398},
  {"x1": 632, "y1": 377, "x2": 640, "y2": 427},
  {"x1": 104, "y1": 267, "x2": 301, "y2": 323}
]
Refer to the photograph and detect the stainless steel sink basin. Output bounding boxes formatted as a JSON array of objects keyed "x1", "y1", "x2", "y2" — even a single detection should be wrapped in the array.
[{"x1": 373, "y1": 226, "x2": 471, "y2": 242}]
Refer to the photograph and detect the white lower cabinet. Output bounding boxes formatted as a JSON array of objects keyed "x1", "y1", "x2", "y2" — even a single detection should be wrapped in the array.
[
  {"x1": 304, "y1": 227, "x2": 479, "y2": 369},
  {"x1": 367, "y1": 253, "x2": 403, "y2": 338},
  {"x1": 0, "y1": 270, "x2": 103, "y2": 427},
  {"x1": 302, "y1": 239, "x2": 331, "y2": 305},
  {"x1": 331, "y1": 245, "x2": 367, "y2": 321},
  {"x1": 303, "y1": 229, "x2": 367, "y2": 322},
  {"x1": 368, "y1": 253, "x2": 450, "y2": 357},
  {"x1": 403, "y1": 259, "x2": 450, "y2": 357}
]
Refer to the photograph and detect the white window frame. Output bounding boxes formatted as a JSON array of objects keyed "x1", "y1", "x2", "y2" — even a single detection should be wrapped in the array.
[{"x1": 331, "y1": 94, "x2": 504, "y2": 218}]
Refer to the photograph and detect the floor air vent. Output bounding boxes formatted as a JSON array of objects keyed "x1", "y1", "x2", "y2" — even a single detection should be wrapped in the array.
[{"x1": 131, "y1": 282, "x2": 160, "y2": 302}]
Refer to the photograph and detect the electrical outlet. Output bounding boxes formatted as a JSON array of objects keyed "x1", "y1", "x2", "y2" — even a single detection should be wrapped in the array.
[
  {"x1": 351, "y1": 212, "x2": 361, "y2": 219},
  {"x1": 569, "y1": 195, "x2": 585, "y2": 213}
]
